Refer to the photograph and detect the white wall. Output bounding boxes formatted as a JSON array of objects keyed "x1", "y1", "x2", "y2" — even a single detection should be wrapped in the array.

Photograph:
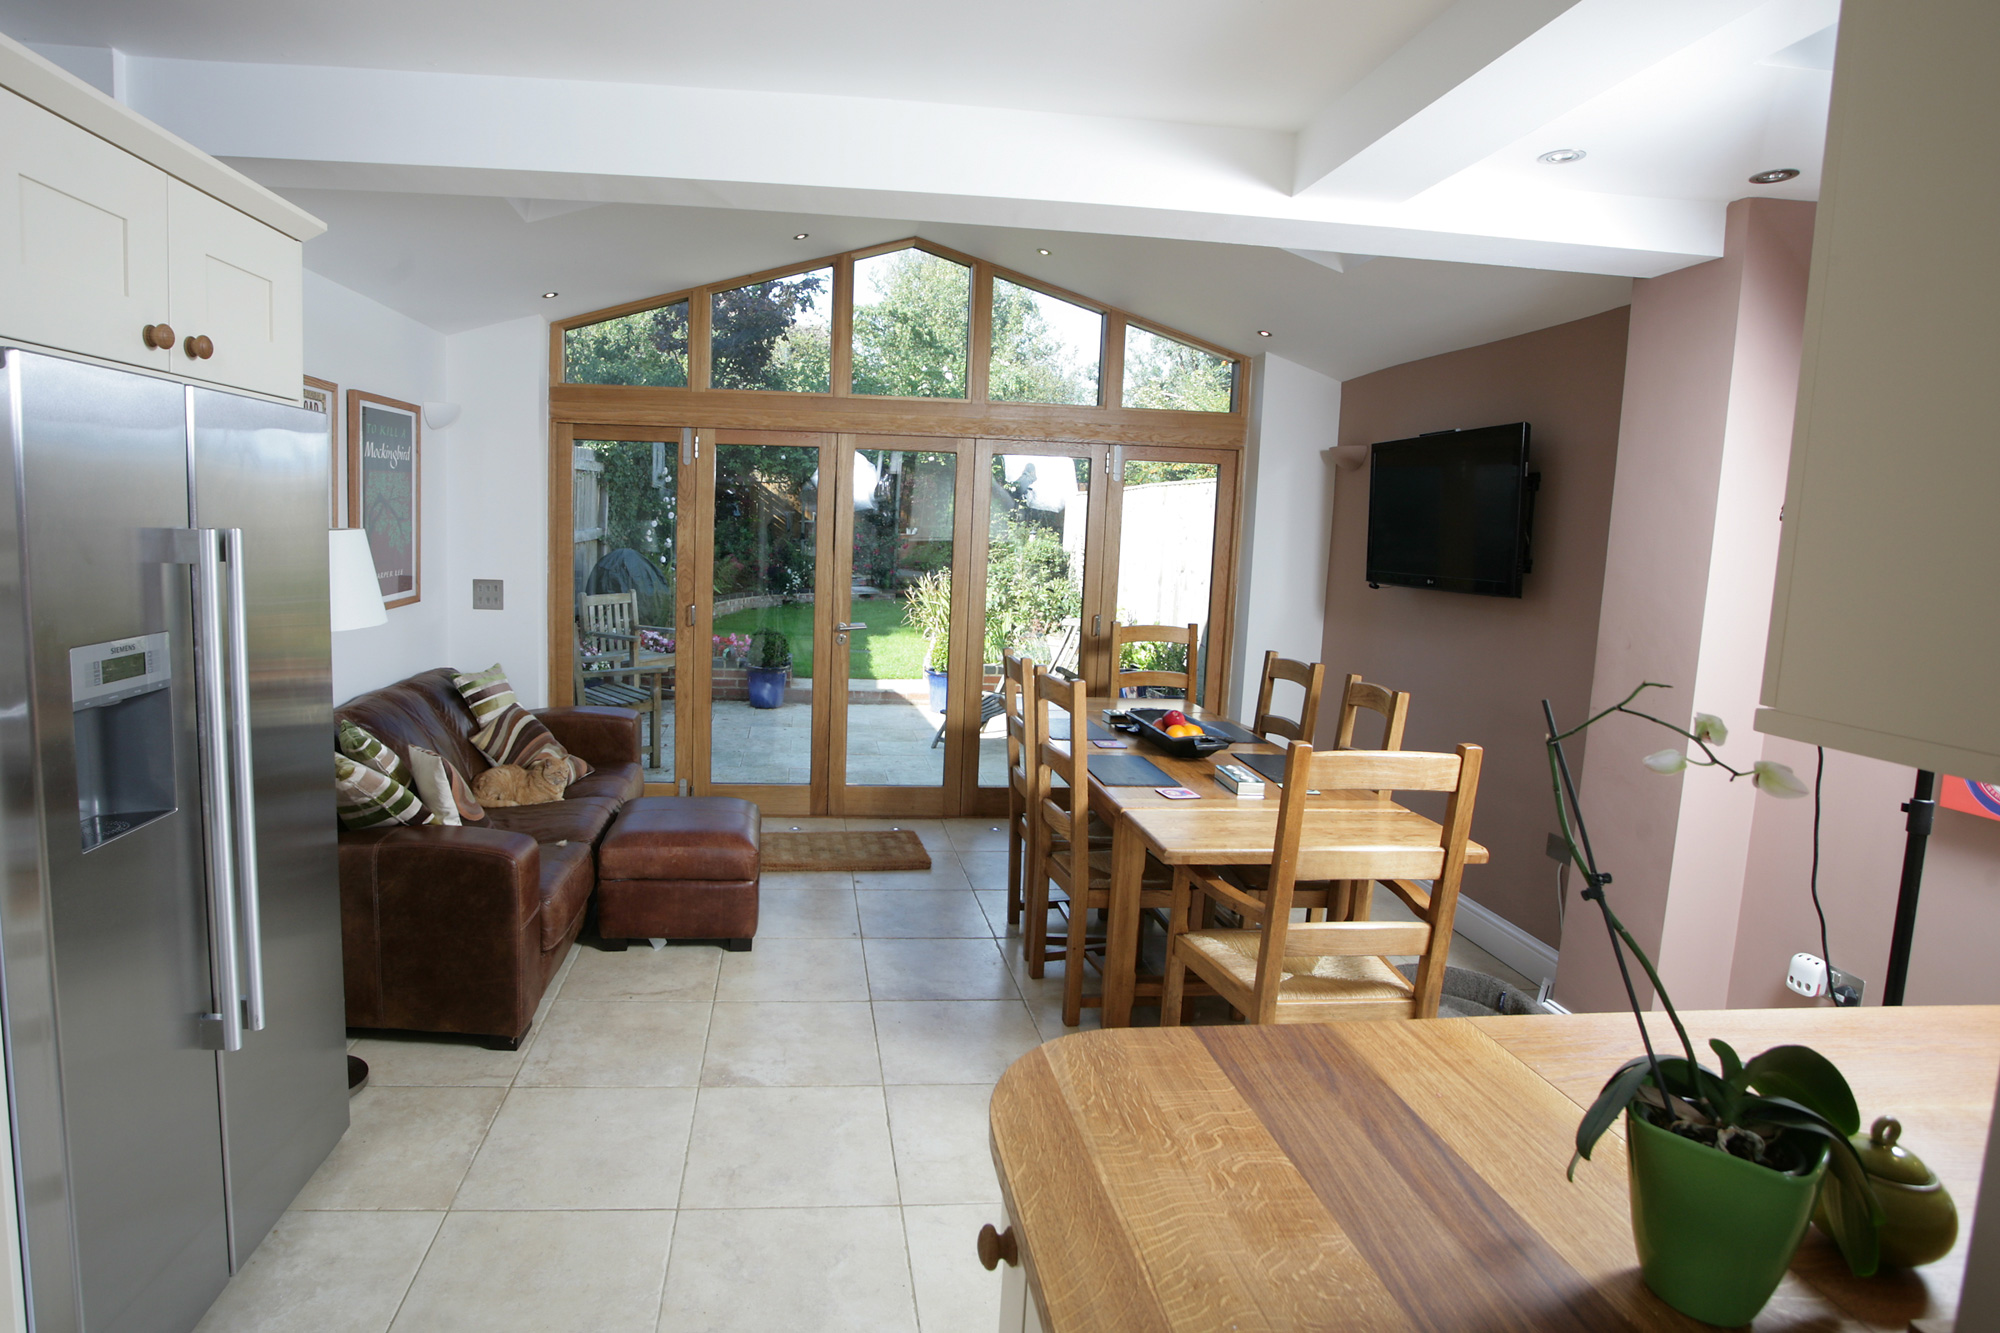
[
  {"x1": 443, "y1": 315, "x2": 553, "y2": 705},
  {"x1": 1231, "y1": 353, "x2": 1341, "y2": 719},
  {"x1": 304, "y1": 271, "x2": 450, "y2": 703}
]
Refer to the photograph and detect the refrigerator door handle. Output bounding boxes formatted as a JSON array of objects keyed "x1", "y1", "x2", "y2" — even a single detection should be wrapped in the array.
[
  {"x1": 193, "y1": 528, "x2": 245, "y2": 1053},
  {"x1": 222, "y1": 528, "x2": 265, "y2": 1033}
]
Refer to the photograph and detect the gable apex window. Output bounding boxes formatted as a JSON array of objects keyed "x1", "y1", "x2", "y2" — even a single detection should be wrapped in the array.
[
  {"x1": 1122, "y1": 324, "x2": 1235, "y2": 413},
  {"x1": 852, "y1": 247, "x2": 971, "y2": 399}
]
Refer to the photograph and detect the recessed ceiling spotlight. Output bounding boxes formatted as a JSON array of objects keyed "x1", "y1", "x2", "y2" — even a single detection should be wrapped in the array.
[
  {"x1": 541, "y1": 291, "x2": 559, "y2": 299},
  {"x1": 1037, "y1": 248, "x2": 1051, "y2": 256},
  {"x1": 1537, "y1": 148, "x2": 1587, "y2": 165},
  {"x1": 1749, "y1": 168, "x2": 1801, "y2": 184},
  {"x1": 793, "y1": 232, "x2": 810, "y2": 240},
  {"x1": 1257, "y1": 330, "x2": 1272, "y2": 338}
]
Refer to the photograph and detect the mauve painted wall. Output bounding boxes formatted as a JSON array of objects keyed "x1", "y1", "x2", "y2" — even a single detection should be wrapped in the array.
[{"x1": 1326, "y1": 306, "x2": 1631, "y2": 946}]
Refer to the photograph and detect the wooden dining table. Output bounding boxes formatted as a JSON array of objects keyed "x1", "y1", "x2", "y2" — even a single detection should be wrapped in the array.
[
  {"x1": 1074, "y1": 696, "x2": 1489, "y2": 1027},
  {"x1": 987, "y1": 1004, "x2": 2000, "y2": 1332}
]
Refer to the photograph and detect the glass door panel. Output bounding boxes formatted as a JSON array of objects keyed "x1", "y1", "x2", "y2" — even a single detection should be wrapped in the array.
[
  {"x1": 979, "y1": 448, "x2": 1093, "y2": 790},
  {"x1": 1114, "y1": 457, "x2": 1220, "y2": 704},
  {"x1": 708, "y1": 438, "x2": 823, "y2": 787},
  {"x1": 842, "y1": 446, "x2": 959, "y2": 790},
  {"x1": 573, "y1": 438, "x2": 680, "y2": 783}
]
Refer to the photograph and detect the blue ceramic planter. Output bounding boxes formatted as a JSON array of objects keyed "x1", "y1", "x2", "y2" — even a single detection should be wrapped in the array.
[{"x1": 746, "y1": 664, "x2": 789, "y2": 709}]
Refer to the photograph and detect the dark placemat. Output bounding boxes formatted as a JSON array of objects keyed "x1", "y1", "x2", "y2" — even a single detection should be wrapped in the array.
[
  {"x1": 1047, "y1": 716, "x2": 1114, "y2": 742},
  {"x1": 1237, "y1": 751, "x2": 1290, "y2": 784},
  {"x1": 1085, "y1": 754, "x2": 1175, "y2": 787},
  {"x1": 1196, "y1": 717, "x2": 1264, "y2": 745}
]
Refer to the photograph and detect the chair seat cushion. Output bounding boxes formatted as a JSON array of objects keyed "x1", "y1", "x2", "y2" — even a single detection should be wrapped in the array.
[
  {"x1": 538, "y1": 840, "x2": 596, "y2": 950},
  {"x1": 483, "y1": 795, "x2": 621, "y2": 847},
  {"x1": 566, "y1": 762, "x2": 646, "y2": 805},
  {"x1": 1181, "y1": 930, "x2": 1414, "y2": 1002},
  {"x1": 599, "y1": 797, "x2": 760, "y2": 883}
]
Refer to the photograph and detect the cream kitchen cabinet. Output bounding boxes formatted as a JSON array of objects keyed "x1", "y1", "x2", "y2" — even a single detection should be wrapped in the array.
[{"x1": 0, "y1": 39, "x2": 319, "y2": 401}]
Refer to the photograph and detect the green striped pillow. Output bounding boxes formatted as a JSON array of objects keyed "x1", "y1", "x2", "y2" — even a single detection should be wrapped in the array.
[
  {"x1": 334, "y1": 753, "x2": 438, "y2": 831},
  {"x1": 452, "y1": 664, "x2": 594, "y2": 780},
  {"x1": 337, "y1": 720, "x2": 408, "y2": 784}
]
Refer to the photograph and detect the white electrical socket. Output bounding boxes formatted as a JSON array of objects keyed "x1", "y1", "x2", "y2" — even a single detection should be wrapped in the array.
[{"x1": 1786, "y1": 952, "x2": 1829, "y2": 998}]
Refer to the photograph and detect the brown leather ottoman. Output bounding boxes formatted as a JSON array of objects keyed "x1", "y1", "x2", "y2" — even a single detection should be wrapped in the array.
[{"x1": 594, "y1": 796, "x2": 761, "y2": 950}]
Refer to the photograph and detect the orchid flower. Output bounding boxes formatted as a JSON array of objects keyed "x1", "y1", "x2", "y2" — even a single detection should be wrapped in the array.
[
  {"x1": 1751, "y1": 760, "x2": 1810, "y2": 798},
  {"x1": 1643, "y1": 749, "x2": 1689, "y2": 774}
]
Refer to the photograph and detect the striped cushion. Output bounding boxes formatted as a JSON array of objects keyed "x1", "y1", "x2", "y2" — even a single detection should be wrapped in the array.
[
  {"x1": 334, "y1": 753, "x2": 438, "y2": 830},
  {"x1": 337, "y1": 719, "x2": 408, "y2": 784},
  {"x1": 452, "y1": 664, "x2": 595, "y2": 781}
]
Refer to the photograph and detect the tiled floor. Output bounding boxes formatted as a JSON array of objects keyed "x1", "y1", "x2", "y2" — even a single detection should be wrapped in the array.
[{"x1": 196, "y1": 816, "x2": 1537, "y2": 1333}]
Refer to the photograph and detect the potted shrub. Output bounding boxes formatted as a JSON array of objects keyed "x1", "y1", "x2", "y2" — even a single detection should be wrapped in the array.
[
  {"x1": 1549, "y1": 684, "x2": 1883, "y2": 1326},
  {"x1": 745, "y1": 629, "x2": 791, "y2": 710},
  {"x1": 902, "y1": 569, "x2": 952, "y2": 714}
]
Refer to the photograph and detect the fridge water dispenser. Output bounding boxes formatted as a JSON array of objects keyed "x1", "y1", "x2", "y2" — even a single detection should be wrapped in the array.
[{"x1": 69, "y1": 632, "x2": 176, "y2": 851}]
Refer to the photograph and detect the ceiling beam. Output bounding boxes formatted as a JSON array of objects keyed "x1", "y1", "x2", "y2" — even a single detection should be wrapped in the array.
[{"x1": 1292, "y1": 0, "x2": 1772, "y2": 201}]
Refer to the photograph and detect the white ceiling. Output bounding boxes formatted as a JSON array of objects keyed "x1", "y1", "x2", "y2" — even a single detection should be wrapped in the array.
[
  {"x1": 280, "y1": 189, "x2": 1634, "y2": 381},
  {"x1": 0, "y1": 0, "x2": 1454, "y2": 130},
  {"x1": 0, "y1": 0, "x2": 1835, "y2": 381}
]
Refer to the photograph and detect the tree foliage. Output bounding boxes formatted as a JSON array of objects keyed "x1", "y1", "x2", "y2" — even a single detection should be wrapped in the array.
[
  {"x1": 1123, "y1": 328, "x2": 1234, "y2": 411},
  {"x1": 852, "y1": 251, "x2": 969, "y2": 398},
  {"x1": 564, "y1": 303, "x2": 690, "y2": 387},
  {"x1": 712, "y1": 273, "x2": 832, "y2": 391}
]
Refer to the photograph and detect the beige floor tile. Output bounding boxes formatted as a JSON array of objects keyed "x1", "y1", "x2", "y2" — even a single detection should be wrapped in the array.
[
  {"x1": 958, "y1": 849, "x2": 1014, "y2": 895},
  {"x1": 759, "y1": 869, "x2": 857, "y2": 892},
  {"x1": 973, "y1": 890, "x2": 1011, "y2": 938},
  {"x1": 700, "y1": 1002, "x2": 882, "y2": 1087},
  {"x1": 716, "y1": 937, "x2": 869, "y2": 1002},
  {"x1": 865, "y1": 938, "x2": 1021, "y2": 1002},
  {"x1": 679, "y1": 1086, "x2": 899, "y2": 1208},
  {"x1": 874, "y1": 1002, "x2": 1042, "y2": 1085},
  {"x1": 942, "y1": 818, "x2": 1012, "y2": 852},
  {"x1": 757, "y1": 887, "x2": 861, "y2": 938},
  {"x1": 516, "y1": 1002, "x2": 710, "y2": 1087},
  {"x1": 885, "y1": 1086, "x2": 1002, "y2": 1206},
  {"x1": 853, "y1": 854, "x2": 973, "y2": 892},
  {"x1": 389, "y1": 1210, "x2": 674, "y2": 1333},
  {"x1": 345, "y1": 1032, "x2": 526, "y2": 1088},
  {"x1": 293, "y1": 1087, "x2": 503, "y2": 1211},
  {"x1": 194, "y1": 1209, "x2": 442, "y2": 1333},
  {"x1": 658, "y1": 1207, "x2": 917, "y2": 1333},
  {"x1": 557, "y1": 943, "x2": 722, "y2": 1002},
  {"x1": 905, "y1": 1203, "x2": 1007, "y2": 1333},
  {"x1": 843, "y1": 817, "x2": 953, "y2": 853},
  {"x1": 856, "y1": 890, "x2": 992, "y2": 939},
  {"x1": 452, "y1": 1087, "x2": 697, "y2": 1210}
]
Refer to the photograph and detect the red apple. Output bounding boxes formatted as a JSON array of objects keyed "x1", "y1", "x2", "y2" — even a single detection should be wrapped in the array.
[{"x1": 1162, "y1": 710, "x2": 1188, "y2": 727}]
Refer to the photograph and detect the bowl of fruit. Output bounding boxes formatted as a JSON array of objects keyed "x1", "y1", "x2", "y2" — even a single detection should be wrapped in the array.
[{"x1": 1128, "y1": 707, "x2": 1233, "y2": 759}]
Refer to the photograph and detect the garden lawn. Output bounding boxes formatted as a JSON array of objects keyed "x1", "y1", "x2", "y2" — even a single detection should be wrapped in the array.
[{"x1": 711, "y1": 596, "x2": 928, "y2": 679}]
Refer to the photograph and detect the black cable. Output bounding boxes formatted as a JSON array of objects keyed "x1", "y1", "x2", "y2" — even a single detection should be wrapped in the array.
[{"x1": 1810, "y1": 746, "x2": 1829, "y2": 966}]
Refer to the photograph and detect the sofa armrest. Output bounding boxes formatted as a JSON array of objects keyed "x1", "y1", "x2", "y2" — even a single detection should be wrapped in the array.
[{"x1": 536, "y1": 706, "x2": 641, "y2": 769}]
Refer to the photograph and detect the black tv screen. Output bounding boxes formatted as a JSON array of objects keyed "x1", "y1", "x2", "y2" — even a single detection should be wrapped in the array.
[{"x1": 1365, "y1": 423, "x2": 1536, "y2": 597}]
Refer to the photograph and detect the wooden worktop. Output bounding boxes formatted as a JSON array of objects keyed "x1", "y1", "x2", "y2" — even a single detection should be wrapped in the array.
[{"x1": 989, "y1": 1007, "x2": 1998, "y2": 1331}]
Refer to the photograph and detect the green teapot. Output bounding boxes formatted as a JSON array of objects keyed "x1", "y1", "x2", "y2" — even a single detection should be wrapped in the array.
[{"x1": 1813, "y1": 1115, "x2": 1957, "y2": 1268}]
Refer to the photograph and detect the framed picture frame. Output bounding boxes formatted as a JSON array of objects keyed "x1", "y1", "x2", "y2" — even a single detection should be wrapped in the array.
[
  {"x1": 346, "y1": 390, "x2": 422, "y2": 609},
  {"x1": 302, "y1": 375, "x2": 339, "y2": 525}
]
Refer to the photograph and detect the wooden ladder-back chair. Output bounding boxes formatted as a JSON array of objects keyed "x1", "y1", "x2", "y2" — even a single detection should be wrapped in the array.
[
  {"x1": 1002, "y1": 651, "x2": 1036, "y2": 927},
  {"x1": 1110, "y1": 622, "x2": 1198, "y2": 703},
  {"x1": 1160, "y1": 741, "x2": 1483, "y2": 1026},
  {"x1": 576, "y1": 591, "x2": 668, "y2": 769},
  {"x1": 1334, "y1": 672, "x2": 1412, "y2": 751},
  {"x1": 1252, "y1": 651, "x2": 1326, "y2": 744},
  {"x1": 1024, "y1": 671, "x2": 1172, "y2": 1025}
]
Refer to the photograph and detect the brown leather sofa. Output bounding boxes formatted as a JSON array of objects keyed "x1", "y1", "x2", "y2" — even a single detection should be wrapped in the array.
[{"x1": 334, "y1": 669, "x2": 645, "y2": 1048}]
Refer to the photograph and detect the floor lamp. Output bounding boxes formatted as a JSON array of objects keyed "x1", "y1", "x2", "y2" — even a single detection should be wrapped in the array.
[{"x1": 329, "y1": 528, "x2": 387, "y2": 1091}]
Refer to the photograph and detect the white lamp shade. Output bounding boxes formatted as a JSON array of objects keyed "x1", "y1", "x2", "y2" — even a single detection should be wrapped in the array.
[{"x1": 329, "y1": 529, "x2": 388, "y2": 631}]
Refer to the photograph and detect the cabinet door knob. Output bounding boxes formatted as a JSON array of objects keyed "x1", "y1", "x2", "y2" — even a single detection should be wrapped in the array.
[
  {"x1": 183, "y1": 335, "x2": 214, "y2": 361},
  {"x1": 976, "y1": 1223, "x2": 1019, "y2": 1270},
  {"x1": 142, "y1": 323, "x2": 175, "y2": 350}
]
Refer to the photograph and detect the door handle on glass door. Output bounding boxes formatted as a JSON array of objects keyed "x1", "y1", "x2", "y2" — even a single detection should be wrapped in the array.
[
  {"x1": 222, "y1": 529, "x2": 265, "y2": 1032},
  {"x1": 835, "y1": 622, "x2": 868, "y2": 632}
]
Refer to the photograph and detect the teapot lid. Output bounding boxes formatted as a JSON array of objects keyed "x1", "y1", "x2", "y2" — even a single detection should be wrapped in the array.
[{"x1": 1854, "y1": 1116, "x2": 1939, "y2": 1186}]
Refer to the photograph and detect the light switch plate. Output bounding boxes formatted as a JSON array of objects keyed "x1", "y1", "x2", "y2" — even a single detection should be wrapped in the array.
[{"x1": 472, "y1": 579, "x2": 504, "y2": 610}]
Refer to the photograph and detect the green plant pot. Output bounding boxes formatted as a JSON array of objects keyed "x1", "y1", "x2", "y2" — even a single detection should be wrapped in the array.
[{"x1": 1626, "y1": 1111, "x2": 1825, "y2": 1327}]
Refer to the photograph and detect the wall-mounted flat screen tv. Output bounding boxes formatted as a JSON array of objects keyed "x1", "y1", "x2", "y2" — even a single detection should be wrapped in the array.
[{"x1": 1365, "y1": 423, "x2": 1537, "y2": 598}]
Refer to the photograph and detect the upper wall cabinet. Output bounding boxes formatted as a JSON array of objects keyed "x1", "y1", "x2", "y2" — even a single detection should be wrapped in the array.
[{"x1": 0, "y1": 39, "x2": 320, "y2": 401}]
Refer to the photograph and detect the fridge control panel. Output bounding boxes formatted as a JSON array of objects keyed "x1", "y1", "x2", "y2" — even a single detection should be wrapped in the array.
[{"x1": 69, "y1": 632, "x2": 171, "y2": 709}]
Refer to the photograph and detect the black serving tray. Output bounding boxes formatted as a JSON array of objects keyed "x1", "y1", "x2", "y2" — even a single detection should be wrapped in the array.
[{"x1": 1128, "y1": 707, "x2": 1234, "y2": 759}]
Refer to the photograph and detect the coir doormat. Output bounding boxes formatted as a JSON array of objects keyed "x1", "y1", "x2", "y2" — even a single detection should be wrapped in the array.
[{"x1": 761, "y1": 829, "x2": 932, "y2": 873}]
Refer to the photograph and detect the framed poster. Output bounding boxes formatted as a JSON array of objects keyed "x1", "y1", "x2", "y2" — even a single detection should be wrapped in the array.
[
  {"x1": 346, "y1": 390, "x2": 422, "y2": 609},
  {"x1": 302, "y1": 375, "x2": 339, "y2": 525}
]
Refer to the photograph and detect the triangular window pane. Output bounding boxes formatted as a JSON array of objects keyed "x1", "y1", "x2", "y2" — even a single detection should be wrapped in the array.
[
  {"x1": 711, "y1": 268, "x2": 834, "y2": 392},
  {"x1": 990, "y1": 278, "x2": 1101, "y2": 406},
  {"x1": 563, "y1": 300, "x2": 690, "y2": 387},
  {"x1": 1122, "y1": 325, "x2": 1234, "y2": 412}
]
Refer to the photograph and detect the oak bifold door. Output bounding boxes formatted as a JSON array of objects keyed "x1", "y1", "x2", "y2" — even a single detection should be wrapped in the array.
[{"x1": 556, "y1": 428, "x2": 1236, "y2": 817}]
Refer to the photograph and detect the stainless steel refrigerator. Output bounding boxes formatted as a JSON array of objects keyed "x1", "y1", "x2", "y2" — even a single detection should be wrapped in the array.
[{"x1": 0, "y1": 349, "x2": 349, "y2": 1332}]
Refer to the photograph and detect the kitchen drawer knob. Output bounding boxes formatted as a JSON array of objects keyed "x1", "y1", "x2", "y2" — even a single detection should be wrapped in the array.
[
  {"x1": 976, "y1": 1223, "x2": 1018, "y2": 1270},
  {"x1": 184, "y1": 335, "x2": 215, "y2": 361},
  {"x1": 142, "y1": 323, "x2": 175, "y2": 350}
]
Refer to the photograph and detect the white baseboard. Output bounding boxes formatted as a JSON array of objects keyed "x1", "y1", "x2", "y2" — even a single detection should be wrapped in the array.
[{"x1": 1452, "y1": 895, "x2": 1559, "y2": 989}]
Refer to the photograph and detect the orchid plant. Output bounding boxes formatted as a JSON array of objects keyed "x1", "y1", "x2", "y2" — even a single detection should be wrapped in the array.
[{"x1": 1545, "y1": 683, "x2": 1884, "y2": 1276}]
